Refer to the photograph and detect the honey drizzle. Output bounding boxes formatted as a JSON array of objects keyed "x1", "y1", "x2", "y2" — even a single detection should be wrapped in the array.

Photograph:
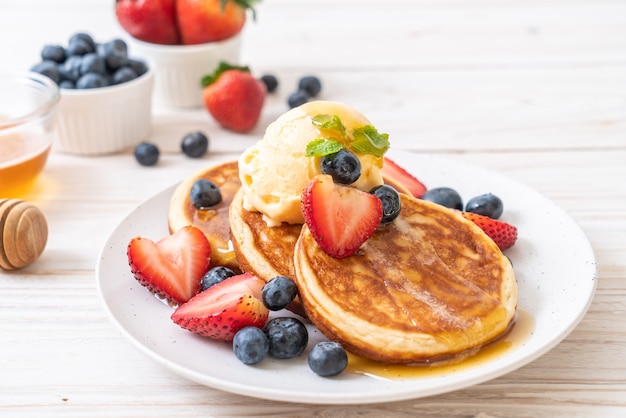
[{"x1": 346, "y1": 308, "x2": 535, "y2": 379}]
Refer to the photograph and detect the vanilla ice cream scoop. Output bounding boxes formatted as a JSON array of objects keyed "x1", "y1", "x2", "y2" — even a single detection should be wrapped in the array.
[{"x1": 239, "y1": 101, "x2": 386, "y2": 226}]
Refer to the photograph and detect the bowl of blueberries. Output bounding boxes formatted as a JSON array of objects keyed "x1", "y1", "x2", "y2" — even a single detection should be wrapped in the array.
[{"x1": 31, "y1": 32, "x2": 154, "y2": 155}]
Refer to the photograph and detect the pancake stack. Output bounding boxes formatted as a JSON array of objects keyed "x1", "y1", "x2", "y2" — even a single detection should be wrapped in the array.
[{"x1": 169, "y1": 161, "x2": 518, "y2": 364}]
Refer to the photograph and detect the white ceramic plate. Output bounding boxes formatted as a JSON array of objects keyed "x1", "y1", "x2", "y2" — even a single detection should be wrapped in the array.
[{"x1": 96, "y1": 150, "x2": 596, "y2": 404}]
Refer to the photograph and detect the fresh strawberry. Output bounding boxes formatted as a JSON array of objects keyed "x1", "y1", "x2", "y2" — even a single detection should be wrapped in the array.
[
  {"x1": 381, "y1": 157, "x2": 427, "y2": 198},
  {"x1": 127, "y1": 225, "x2": 211, "y2": 305},
  {"x1": 460, "y1": 212, "x2": 518, "y2": 251},
  {"x1": 301, "y1": 175, "x2": 383, "y2": 259},
  {"x1": 171, "y1": 272, "x2": 269, "y2": 341},
  {"x1": 115, "y1": 0, "x2": 180, "y2": 45},
  {"x1": 176, "y1": 0, "x2": 258, "y2": 44},
  {"x1": 201, "y1": 62, "x2": 266, "y2": 133}
]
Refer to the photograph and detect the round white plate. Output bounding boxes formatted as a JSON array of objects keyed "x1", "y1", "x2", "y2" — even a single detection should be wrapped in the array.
[{"x1": 96, "y1": 150, "x2": 596, "y2": 404}]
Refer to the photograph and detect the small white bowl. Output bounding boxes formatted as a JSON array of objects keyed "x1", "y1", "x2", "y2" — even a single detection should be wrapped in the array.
[
  {"x1": 130, "y1": 34, "x2": 241, "y2": 108},
  {"x1": 55, "y1": 68, "x2": 154, "y2": 155}
]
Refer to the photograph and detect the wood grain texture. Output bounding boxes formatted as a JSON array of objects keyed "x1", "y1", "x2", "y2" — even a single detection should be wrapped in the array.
[{"x1": 0, "y1": 0, "x2": 624, "y2": 416}]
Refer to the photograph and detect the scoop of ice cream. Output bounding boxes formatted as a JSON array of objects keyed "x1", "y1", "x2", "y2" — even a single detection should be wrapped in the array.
[{"x1": 238, "y1": 101, "x2": 385, "y2": 226}]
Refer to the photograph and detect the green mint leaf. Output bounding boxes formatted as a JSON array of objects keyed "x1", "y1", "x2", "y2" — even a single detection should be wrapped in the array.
[
  {"x1": 305, "y1": 139, "x2": 344, "y2": 157},
  {"x1": 350, "y1": 125, "x2": 390, "y2": 157},
  {"x1": 311, "y1": 115, "x2": 346, "y2": 139}
]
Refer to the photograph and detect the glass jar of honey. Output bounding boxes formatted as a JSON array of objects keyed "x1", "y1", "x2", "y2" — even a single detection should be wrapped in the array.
[{"x1": 0, "y1": 72, "x2": 59, "y2": 198}]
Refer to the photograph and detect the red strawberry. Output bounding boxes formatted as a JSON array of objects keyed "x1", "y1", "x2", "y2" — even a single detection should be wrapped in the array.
[
  {"x1": 201, "y1": 62, "x2": 266, "y2": 133},
  {"x1": 381, "y1": 157, "x2": 427, "y2": 198},
  {"x1": 171, "y1": 272, "x2": 269, "y2": 341},
  {"x1": 115, "y1": 0, "x2": 180, "y2": 45},
  {"x1": 176, "y1": 0, "x2": 258, "y2": 44},
  {"x1": 127, "y1": 225, "x2": 211, "y2": 305},
  {"x1": 301, "y1": 175, "x2": 383, "y2": 259},
  {"x1": 460, "y1": 212, "x2": 518, "y2": 251}
]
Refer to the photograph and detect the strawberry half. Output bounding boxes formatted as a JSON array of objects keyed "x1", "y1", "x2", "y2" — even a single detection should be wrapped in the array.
[
  {"x1": 461, "y1": 212, "x2": 518, "y2": 251},
  {"x1": 381, "y1": 157, "x2": 427, "y2": 198},
  {"x1": 301, "y1": 174, "x2": 383, "y2": 259},
  {"x1": 127, "y1": 225, "x2": 211, "y2": 305},
  {"x1": 171, "y1": 272, "x2": 269, "y2": 341}
]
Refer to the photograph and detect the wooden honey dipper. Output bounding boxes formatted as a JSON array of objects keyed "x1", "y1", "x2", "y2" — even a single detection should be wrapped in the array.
[{"x1": 0, "y1": 199, "x2": 48, "y2": 270}]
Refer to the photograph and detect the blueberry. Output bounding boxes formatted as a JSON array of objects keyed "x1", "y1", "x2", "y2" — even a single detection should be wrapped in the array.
[
  {"x1": 260, "y1": 74, "x2": 278, "y2": 93},
  {"x1": 80, "y1": 53, "x2": 106, "y2": 76},
  {"x1": 66, "y1": 38, "x2": 92, "y2": 57},
  {"x1": 127, "y1": 58, "x2": 149, "y2": 77},
  {"x1": 59, "y1": 80, "x2": 75, "y2": 89},
  {"x1": 134, "y1": 142, "x2": 160, "y2": 166},
  {"x1": 181, "y1": 131, "x2": 209, "y2": 158},
  {"x1": 321, "y1": 149, "x2": 362, "y2": 184},
  {"x1": 421, "y1": 187, "x2": 463, "y2": 210},
  {"x1": 190, "y1": 179, "x2": 222, "y2": 209},
  {"x1": 98, "y1": 39, "x2": 128, "y2": 71},
  {"x1": 233, "y1": 327, "x2": 270, "y2": 365},
  {"x1": 308, "y1": 341, "x2": 348, "y2": 377},
  {"x1": 69, "y1": 32, "x2": 96, "y2": 52},
  {"x1": 370, "y1": 184, "x2": 401, "y2": 224},
  {"x1": 298, "y1": 76, "x2": 322, "y2": 97},
  {"x1": 112, "y1": 66, "x2": 138, "y2": 85},
  {"x1": 287, "y1": 90, "x2": 309, "y2": 108},
  {"x1": 264, "y1": 317, "x2": 308, "y2": 359},
  {"x1": 41, "y1": 44, "x2": 66, "y2": 63},
  {"x1": 200, "y1": 266, "x2": 235, "y2": 291},
  {"x1": 31, "y1": 61, "x2": 60, "y2": 84},
  {"x1": 76, "y1": 72, "x2": 107, "y2": 89},
  {"x1": 465, "y1": 193, "x2": 504, "y2": 219},
  {"x1": 59, "y1": 56, "x2": 82, "y2": 82},
  {"x1": 262, "y1": 276, "x2": 298, "y2": 311}
]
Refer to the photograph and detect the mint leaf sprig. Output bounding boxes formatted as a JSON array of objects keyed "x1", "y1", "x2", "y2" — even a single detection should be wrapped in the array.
[{"x1": 305, "y1": 114, "x2": 390, "y2": 158}]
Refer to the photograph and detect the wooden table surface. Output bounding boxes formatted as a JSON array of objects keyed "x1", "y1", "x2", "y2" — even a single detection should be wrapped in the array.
[{"x1": 1, "y1": 0, "x2": 625, "y2": 416}]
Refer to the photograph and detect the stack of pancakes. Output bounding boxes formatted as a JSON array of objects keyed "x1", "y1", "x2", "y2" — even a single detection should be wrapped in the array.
[{"x1": 168, "y1": 161, "x2": 517, "y2": 364}]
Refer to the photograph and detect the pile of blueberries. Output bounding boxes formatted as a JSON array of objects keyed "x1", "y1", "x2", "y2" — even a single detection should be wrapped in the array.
[{"x1": 31, "y1": 32, "x2": 148, "y2": 89}]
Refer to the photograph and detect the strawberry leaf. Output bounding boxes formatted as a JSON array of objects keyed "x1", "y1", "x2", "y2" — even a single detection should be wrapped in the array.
[
  {"x1": 230, "y1": 0, "x2": 260, "y2": 20},
  {"x1": 201, "y1": 61, "x2": 250, "y2": 87}
]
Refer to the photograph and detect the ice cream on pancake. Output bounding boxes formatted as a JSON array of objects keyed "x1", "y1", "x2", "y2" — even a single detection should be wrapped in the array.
[{"x1": 238, "y1": 101, "x2": 386, "y2": 226}]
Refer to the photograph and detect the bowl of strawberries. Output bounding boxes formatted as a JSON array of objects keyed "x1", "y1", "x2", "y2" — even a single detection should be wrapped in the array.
[{"x1": 115, "y1": 0, "x2": 257, "y2": 108}]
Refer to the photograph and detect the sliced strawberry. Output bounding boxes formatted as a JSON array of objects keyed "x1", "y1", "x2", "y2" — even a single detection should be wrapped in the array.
[
  {"x1": 382, "y1": 157, "x2": 427, "y2": 198},
  {"x1": 127, "y1": 225, "x2": 211, "y2": 305},
  {"x1": 301, "y1": 174, "x2": 383, "y2": 259},
  {"x1": 460, "y1": 212, "x2": 518, "y2": 251},
  {"x1": 171, "y1": 272, "x2": 269, "y2": 341}
]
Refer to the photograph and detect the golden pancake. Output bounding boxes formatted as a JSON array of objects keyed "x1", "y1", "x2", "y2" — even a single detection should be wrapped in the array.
[
  {"x1": 229, "y1": 174, "x2": 419, "y2": 316},
  {"x1": 229, "y1": 187, "x2": 306, "y2": 314},
  {"x1": 294, "y1": 193, "x2": 517, "y2": 364},
  {"x1": 229, "y1": 173, "x2": 410, "y2": 278},
  {"x1": 168, "y1": 161, "x2": 240, "y2": 271}
]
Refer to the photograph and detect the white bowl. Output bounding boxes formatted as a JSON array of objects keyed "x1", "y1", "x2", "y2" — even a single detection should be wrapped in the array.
[
  {"x1": 55, "y1": 68, "x2": 154, "y2": 155},
  {"x1": 130, "y1": 34, "x2": 241, "y2": 108}
]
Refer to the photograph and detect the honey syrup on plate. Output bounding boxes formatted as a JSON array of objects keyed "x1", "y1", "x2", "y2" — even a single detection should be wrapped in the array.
[{"x1": 346, "y1": 308, "x2": 535, "y2": 379}]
